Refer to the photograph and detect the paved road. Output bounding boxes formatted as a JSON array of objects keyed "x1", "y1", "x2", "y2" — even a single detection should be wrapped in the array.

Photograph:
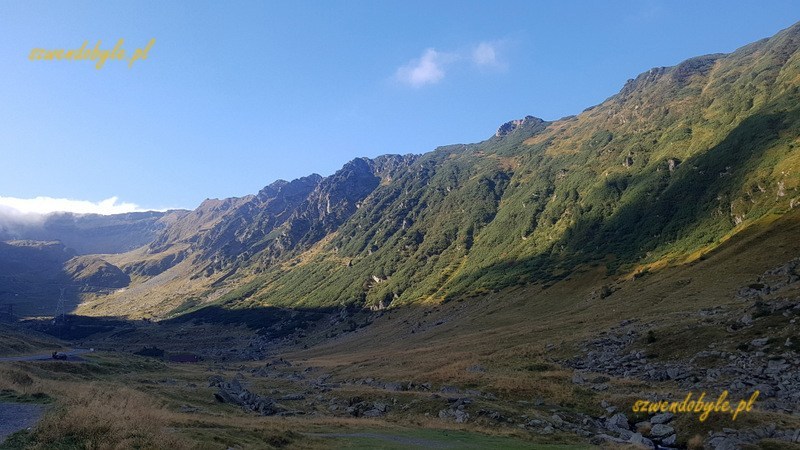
[
  {"x1": 0, "y1": 348, "x2": 92, "y2": 363},
  {"x1": 0, "y1": 402, "x2": 46, "y2": 444}
]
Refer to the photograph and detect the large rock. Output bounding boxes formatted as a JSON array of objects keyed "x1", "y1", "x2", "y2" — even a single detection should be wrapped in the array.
[
  {"x1": 650, "y1": 423, "x2": 675, "y2": 438},
  {"x1": 607, "y1": 413, "x2": 630, "y2": 430},
  {"x1": 629, "y1": 432, "x2": 655, "y2": 449},
  {"x1": 211, "y1": 377, "x2": 282, "y2": 416},
  {"x1": 650, "y1": 412, "x2": 674, "y2": 424}
]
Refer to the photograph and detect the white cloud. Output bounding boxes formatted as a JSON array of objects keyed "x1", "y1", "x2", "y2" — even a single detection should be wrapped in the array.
[
  {"x1": 0, "y1": 196, "x2": 148, "y2": 216},
  {"x1": 471, "y1": 41, "x2": 508, "y2": 71},
  {"x1": 394, "y1": 48, "x2": 450, "y2": 88},
  {"x1": 472, "y1": 42, "x2": 498, "y2": 66},
  {"x1": 394, "y1": 41, "x2": 508, "y2": 88}
]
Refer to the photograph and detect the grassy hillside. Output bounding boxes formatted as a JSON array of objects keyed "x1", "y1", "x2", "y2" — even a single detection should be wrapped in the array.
[
  {"x1": 75, "y1": 22, "x2": 800, "y2": 318},
  {"x1": 218, "y1": 22, "x2": 800, "y2": 310}
]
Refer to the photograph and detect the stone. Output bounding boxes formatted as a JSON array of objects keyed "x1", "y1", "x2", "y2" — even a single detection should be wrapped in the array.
[
  {"x1": 362, "y1": 409, "x2": 383, "y2": 417},
  {"x1": 666, "y1": 367, "x2": 682, "y2": 380},
  {"x1": 628, "y1": 432, "x2": 655, "y2": 449},
  {"x1": 373, "y1": 402, "x2": 388, "y2": 412},
  {"x1": 751, "y1": 338, "x2": 769, "y2": 347},
  {"x1": 753, "y1": 384, "x2": 773, "y2": 397},
  {"x1": 649, "y1": 423, "x2": 674, "y2": 438},
  {"x1": 650, "y1": 412, "x2": 674, "y2": 424},
  {"x1": 713, "y1": 437, "x2": 741, "y2": 450},
  {"x1": 453, "y1": 409, "x2": 469, "y2": 423},
  {"x1": 606, "y1": 413, "x2": 629, "y2": 430},
  {"x1": 662, "y1": 434, "x2": 677, "y2": 446},
  {"x1": 590, "y1": 434, "x2": 628, "y2": 445}
]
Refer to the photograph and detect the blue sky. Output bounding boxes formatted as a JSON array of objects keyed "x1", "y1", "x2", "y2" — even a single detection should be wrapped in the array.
[{"x1": 0, "y1": 1, "x2": 798, "y2": 213}]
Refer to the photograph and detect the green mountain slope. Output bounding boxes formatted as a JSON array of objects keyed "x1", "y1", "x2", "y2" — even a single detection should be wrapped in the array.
[{"x1": 82, "y1": 22, "x2": 800, "y2": 317}]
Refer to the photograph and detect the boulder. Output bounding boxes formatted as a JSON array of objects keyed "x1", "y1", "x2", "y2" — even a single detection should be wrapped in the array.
[
  {"x1": 628, "y1": 432, "x2": 655, "y2": 449},
  {"x1": 607, "y1": 413, "x2": 630, "y2": 430},
  {"x1": 650, "y1": 412, "x2": 674, "y2": 424},
  {"x1": 650, "y1": 423, "x2": 674, "y2": 438}
]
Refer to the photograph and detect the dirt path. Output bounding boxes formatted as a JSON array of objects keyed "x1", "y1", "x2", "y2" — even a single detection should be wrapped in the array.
[
  {"x1": 0, "y1": 402, "x2": 46, "y2": 444},
  {"x1": 0, "y1": 348, "x2": 91, "y2": 363}
]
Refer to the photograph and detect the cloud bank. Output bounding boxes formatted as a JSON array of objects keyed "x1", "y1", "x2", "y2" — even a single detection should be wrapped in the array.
[
  {"x1": 0, "y1": 196, "x2": 148, "y2": 216},
  {"x1": 394, "y1": 41, "x2": 507, "y2": 88}
]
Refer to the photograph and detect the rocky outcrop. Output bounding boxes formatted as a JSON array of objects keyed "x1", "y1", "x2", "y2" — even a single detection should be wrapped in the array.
[
  {"x1": 209, "y1": 375, "x2": 285, "y2": 416},
  {"x1": 568, "y1": 313, "x2": 800, "y2": 413},
  {"x1": 567, "y1": 305, "x2": 800, "y2": 448},
  {"x1": 736, "y1": 257, "x2": 800, "y2": 299},
  {"x1": 495, "y1": 116, "x2": 544, "y2": 137},
  {"x1": 438, "y1": 397, "x2": 471, "y2": 423},
  {"x1": 143, "y1": 154, "x2": 418, "y2": 278}
]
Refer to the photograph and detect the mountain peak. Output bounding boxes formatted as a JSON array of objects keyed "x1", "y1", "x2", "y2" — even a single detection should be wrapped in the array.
[{"x1": 494, "y1": 115, "x2": 543, "y2": 137}]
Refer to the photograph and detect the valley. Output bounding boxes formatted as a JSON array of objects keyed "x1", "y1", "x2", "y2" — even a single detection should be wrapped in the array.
[{"x1": 2, "y1": 19, "x2": 800, "y2": 450}]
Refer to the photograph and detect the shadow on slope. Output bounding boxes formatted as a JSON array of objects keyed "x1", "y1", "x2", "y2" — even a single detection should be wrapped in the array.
[{"x1": 448, "y1": 104, "x2": 800, "y2": 295}]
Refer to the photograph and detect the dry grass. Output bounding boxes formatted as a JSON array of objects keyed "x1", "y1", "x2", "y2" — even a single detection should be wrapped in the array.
[
  {"x1": 0, "y1": 360, "x2": 308, "y2": 450},
  {"x1": 687, "y1": 434, "x2": 704, "y2": 449},
  {"x1": 32, "y1": 384, "x2": 190, "y2": 450},
  {"x1": 0, "y1": 363, "x2": 185, "y2": 449}
]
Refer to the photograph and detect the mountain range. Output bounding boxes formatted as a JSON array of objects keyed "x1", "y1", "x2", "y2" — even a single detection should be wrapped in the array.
[
  {"x1": 64, "y1": 21, "x2": 800, "y2": 320},
  {"x1": 2, "y1": 20, "x2": 800, "y2": 450},
  {"x1": 0, "y1": 22, "x2": 798, "y2": 320}
]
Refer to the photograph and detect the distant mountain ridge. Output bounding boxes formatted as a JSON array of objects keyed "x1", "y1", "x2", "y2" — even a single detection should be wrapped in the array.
[{"x1": 0, "y1": 210, "x2": 172, "y2": 255}]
